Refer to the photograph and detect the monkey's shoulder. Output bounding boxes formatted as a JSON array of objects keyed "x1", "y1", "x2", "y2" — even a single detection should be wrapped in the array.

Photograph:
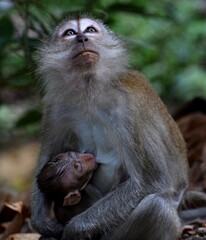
[
  {"x1": 120, "y1": 70, "x2": 159, "y2": 100},
  {"x1": 121, "y1": 70, "x2": 176, "y2": 118},
  {"x1": 120, "y1": 70, "x2": 146, "y2": 86},
  {"x1": 120, "y1": 71, "x2": 175, "y2": 126},
  {"x1": 121, "y1": 71, "x2": 187, "y2": 154}
]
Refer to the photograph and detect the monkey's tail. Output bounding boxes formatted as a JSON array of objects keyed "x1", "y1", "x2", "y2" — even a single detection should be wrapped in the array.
[{"x1": 180, "y1": 190, "x2": 206, "y2": 221}]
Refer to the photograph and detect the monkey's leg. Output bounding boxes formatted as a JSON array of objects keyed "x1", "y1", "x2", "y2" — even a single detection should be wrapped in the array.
[{"x1": 110, "y1": 193, "x2": 181, "y2": 240}]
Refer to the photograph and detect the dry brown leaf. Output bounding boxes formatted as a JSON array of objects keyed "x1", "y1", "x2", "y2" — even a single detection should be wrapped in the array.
[
  {"x1": 3, "y1": 202, "x2": 23, "y2": 214},
  {"x1": 0, "y1": 222, "x2": 10, "y2": 234},
  {"x1": 0, "y1": 214, "x2": 25, "y2": 240},
  {"x1": 5, "y1": 233, "x2": 40, "y2": 240},
  {"x1": 0, "y1": 201, "x2": 25, "y2": 225},
  {"x1": 0, "y1": 201, "x2": 30, "y2": 240},
  {"x1": 177, "y1": 112, "x2": 206, "y2": 192}
]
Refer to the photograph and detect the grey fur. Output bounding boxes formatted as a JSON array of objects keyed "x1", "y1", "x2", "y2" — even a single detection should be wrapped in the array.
[{"x1": 31, "y1": 16, "x2": 188, "y2": 240}]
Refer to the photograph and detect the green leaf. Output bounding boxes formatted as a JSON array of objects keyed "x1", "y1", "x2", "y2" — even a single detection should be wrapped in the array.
[
  {"x1": 0, "y1": 16, "x2": 14, "y2": 50},
  {"x1": 15, "y1": 108, "x2": 42, "y2": 127}
]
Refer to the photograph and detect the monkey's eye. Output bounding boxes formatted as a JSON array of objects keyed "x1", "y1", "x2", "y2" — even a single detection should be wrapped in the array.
[
  {"x1": 85, "y1": 27, "x2": 97, "y2": 33},
  {"x1": 53, "y1": 154, "x2": 64, "y2": 161},
  {"x1": 74, "y1": 162, "x2": 82, "y2": 172},
  {"x1": 62, "y1": 29, "x2": 76, "y2": 37}
]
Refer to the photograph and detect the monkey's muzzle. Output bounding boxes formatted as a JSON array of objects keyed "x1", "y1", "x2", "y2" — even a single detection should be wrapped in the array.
[{"x1": 73, "y1": 50, "x2": 98, "y2": 58}]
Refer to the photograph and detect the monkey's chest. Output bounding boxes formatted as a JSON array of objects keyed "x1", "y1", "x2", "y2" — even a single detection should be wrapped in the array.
[{"x1": 71, "y1": 109, "x2": 123, "y2": 194}]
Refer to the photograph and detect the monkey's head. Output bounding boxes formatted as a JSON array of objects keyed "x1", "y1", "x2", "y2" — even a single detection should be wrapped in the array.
[
  {"x1": 38, "y1": 15, "x2": 128, "y2": 90},
  {"x1": 37, "y1": 151, "x2": 97, "y2": 198}
]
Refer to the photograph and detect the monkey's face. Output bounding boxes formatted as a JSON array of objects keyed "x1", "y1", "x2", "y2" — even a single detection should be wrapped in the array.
[
  {"x1": 38, "y1": 17, "x2": 127, "y2": 87},
  {"x1": 56, "y1": 152, "x2": 97, "y2": 193},
  {"x1": 37, "y1": 152, "x2": 97, "y2": 197},
  {"x1": 56, "y1": 151, "x2": 97, "y2": 179},
  {"x1": 57, "y1": 18, "x2": 101, "y2": 69}
]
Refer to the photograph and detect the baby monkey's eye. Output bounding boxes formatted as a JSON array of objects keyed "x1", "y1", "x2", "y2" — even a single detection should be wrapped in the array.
[
  {"x1": 62, "y1": 29, "x2": 76, "y2": 37},
  {"x1": 85, "y1": 27, "x2": 97, "y2": 33},
  {"x1": 74, "y1": 162, "x2": 82, "y2": 172},
  {"x1": 53, "y1": 154, "x2": 64, "y2": 161}
]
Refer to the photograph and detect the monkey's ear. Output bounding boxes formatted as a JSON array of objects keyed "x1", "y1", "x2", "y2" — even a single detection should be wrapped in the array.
[{"x1": 63, "y1": 190, "x2": 81, "y2": 206}]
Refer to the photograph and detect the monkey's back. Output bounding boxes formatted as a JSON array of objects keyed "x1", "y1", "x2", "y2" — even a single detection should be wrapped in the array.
[{"x1": 120, "y1": 70, "x2": 188, "y2": 195}]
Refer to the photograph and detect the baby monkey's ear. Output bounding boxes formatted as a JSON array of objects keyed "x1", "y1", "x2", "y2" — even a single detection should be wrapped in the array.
[{"x1": 63, "y1": 190, "x2": 81, "y2": 206}]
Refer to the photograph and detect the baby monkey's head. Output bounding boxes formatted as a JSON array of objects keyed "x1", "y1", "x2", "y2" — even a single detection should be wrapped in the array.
[{"x1": 37, "y1": 151, "x2": 97, "y2": 205}]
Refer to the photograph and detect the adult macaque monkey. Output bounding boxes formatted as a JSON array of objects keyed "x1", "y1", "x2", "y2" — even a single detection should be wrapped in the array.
[{"x1": 31, "y1": 14, "x2": 188, "y2": 240}]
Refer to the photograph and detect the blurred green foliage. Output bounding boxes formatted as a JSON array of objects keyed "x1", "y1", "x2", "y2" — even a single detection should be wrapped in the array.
[{"x1": 0, "y1": 0, "x2": 206, "y2": 142}]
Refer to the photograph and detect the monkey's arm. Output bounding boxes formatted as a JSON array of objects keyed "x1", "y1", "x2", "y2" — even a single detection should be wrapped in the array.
[
  {"x1": 84, "y1": 184, "x2": 103, "y2": 202},
  {"x1": 31, "y1": 143, "x2": 64, "y2": 237},
  {"x1": 62, "y1": 180, "x2": 140, "y2": 239},
  {"x1": 31, "y1": 108, "x2": 76, "y2": 237},
  {"x1": 62, "y1": 179, "x2": 181, "y2": 240}
]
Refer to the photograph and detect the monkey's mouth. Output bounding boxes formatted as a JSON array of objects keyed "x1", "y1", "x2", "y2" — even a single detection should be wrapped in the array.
[{"x1": 73, "y1": 50, "x2": 98, "y2": 59}]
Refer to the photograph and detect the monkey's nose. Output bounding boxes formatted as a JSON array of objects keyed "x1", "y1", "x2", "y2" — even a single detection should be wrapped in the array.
[
  {"x1": 84, "y1": 154, "x2": 95, "y2": 162},
  {"x1": 77, "y1": 34, "x2": 88, "y2": 43}
]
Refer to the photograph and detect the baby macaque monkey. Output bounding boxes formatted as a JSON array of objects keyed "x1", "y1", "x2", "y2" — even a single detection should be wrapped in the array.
[{"x1": 37, "y1": 151, "x2": 101, "y2": 224}]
